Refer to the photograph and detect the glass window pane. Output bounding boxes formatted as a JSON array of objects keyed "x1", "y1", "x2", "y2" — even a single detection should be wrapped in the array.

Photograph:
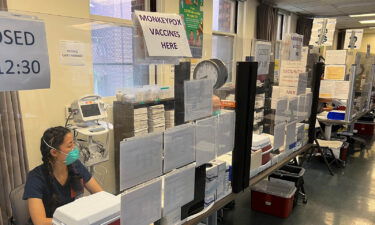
[
  {"x1": 92, "y1": 25, "x2": 149, "y2": 96},
  {"x1": 94, "y1": 64, "x2": 134, "y2": 96},
  {"x1": 212, "y1": 0, "x2": 236, "y2": 33},
  {"x1": 90, "y1": 0, "x2": 145, "y2": 20},
  {"x1": 92, "y1": 25, "x2": 133, "y2": 64},
  {"x1": 212, "y1": 35, "x2": 234, "y2": 82}
]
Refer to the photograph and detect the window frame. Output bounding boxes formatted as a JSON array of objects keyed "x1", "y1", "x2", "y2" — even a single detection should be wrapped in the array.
[
  {"x1": 277, "y1": 13, "x2": 284, "y2": 41},
  {"x1": 211, "y1": 0, "x2": 238, "y2": 83},
  {"x1": 89, "y1": 0, "x2": 152, "y2": 97}
]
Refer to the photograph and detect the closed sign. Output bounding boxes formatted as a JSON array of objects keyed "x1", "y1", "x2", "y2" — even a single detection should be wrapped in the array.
[{"x1": 0, "y1": 14, "x2": 50, "y2": 91}]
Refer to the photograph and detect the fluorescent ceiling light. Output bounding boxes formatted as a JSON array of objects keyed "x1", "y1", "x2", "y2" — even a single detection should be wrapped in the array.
[
  {"x1": 359, "y1": 20, "x2": 375, "y2": 24},
  {"x1": 350, "y1": 13, "x2": 375, "y2": 17}
]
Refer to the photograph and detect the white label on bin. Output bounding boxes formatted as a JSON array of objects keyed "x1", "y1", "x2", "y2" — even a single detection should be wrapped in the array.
[{"x1": 265, "y1": 201, "x2": 272, "y2": 206}]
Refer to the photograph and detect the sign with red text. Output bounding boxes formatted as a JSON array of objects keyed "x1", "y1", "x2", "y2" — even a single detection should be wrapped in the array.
[
  {"x1": 0, "y1": 15, "x2": 50, "y2": 91},
  {"x1": 135, "y1": 11, "x2": 192, "y2": 57}
]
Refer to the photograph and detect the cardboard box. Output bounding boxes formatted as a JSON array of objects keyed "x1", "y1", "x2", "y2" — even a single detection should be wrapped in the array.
[
  {"x1": 211, "y1": 159, "x2": 226, "y2": 200},
  {"x1": 205, "y1": 164, "x2": 218, "y2": 207},
  {"x1": 217, "y1": 154, "x2": 232, "y2": 197},
  {"x1": 250, "y1": 149, "x2": 262, "y2": 170}
]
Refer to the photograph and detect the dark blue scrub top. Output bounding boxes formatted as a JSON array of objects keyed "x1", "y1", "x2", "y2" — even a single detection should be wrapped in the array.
[{"x1": 23, "y1": 160, "x2": 91, "y2": 218}]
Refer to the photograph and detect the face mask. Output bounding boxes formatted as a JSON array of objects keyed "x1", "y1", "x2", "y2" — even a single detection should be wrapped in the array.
[
  {"x1": 59, "y1": 147, "x2": 80, "y2": 165},
  {"x1": 43, "y1": 138, "x2": 80, "y2": 165}
]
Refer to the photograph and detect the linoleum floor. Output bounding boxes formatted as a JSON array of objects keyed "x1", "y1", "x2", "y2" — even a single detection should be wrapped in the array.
[{"x1": 219, "y1": 140, "x2": 375, "y2": 225}]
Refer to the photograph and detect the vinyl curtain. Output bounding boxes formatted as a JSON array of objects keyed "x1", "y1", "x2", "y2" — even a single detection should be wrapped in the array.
[
  {"x1": 256, "y1": 3, "x2": 278, "y2": 42},
  {"x1": 0, "y1": 1, "x2": 29, "y2": 224}
]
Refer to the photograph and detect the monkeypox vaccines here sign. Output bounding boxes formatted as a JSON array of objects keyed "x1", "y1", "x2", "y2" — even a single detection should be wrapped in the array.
[
  {"x1": 135, "y1": 11, "x2": 192, "y2": 57},
  {"x1": 0, "y1": 15, "x2": 50, "y2": 91}
]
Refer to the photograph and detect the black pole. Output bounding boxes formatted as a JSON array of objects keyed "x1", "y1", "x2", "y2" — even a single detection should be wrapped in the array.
[
  {"x1": 174, "y1": 62, "x2": 191, "y2": 126},
  {"x1": 232, "y1": 61, "x2": 258, "y2": 193},
  {"x1": 308, "y1": 62, "x2": 324, "y2": 143}
]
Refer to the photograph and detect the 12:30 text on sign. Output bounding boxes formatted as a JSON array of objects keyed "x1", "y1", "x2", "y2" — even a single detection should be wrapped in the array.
[{"x1": 0, "y1": 59, "x2": 41, "y2": 75}]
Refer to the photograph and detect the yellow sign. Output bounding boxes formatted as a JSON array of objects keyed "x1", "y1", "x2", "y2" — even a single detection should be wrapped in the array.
[
  {"x1": 324, "y1": 65, "x2": 346, "y2": 80},
  {"x1": 274, "y1": 59, "x2": 280, "y2": 71}
]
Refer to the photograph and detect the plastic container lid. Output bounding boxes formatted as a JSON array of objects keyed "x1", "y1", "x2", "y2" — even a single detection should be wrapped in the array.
[
  {"x1": 252, "y1": 134, "x2": 272, "y2": 149},
  {"x1": 251, "y1": 180, "x2": 296, "y2": 198}
]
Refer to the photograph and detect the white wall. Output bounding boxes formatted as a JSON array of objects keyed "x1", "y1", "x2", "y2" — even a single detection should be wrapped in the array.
[
  {"x1": 7, "y1": 0, "x2": 94, "y2": 170},
  {"x1": 360, "y1": 33, "x2": 375, "y2": 54}
]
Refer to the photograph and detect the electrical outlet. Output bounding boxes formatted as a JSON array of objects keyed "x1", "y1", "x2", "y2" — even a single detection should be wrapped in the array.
[{"x1": 65, "y1": 105, "x2": 72, "y2": 119}]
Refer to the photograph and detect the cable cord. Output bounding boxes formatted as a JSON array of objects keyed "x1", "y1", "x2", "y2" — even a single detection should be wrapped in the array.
[{"x1": 65, "y1": 111, "x2": 74, "y2": 127}]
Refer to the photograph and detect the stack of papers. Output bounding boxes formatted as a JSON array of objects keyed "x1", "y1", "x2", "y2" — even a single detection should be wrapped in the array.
[
  {"x1": 134, "y1": 108, "x2": 148, "y2": 136},
  {"x1": 148, "y1": 105, "x2": 166, "y2": 133},
  {"x1": 165, "y1": 110, "x2": 175, "y2": 129}
]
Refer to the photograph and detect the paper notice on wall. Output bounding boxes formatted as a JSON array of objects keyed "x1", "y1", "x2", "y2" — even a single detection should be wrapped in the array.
[
  {"x1": 279, "y1": 64, "x2": 306, "y2": 87},
  {"x1": 309, "y1": 18, "x2": 336, "y2": 46},
  {"x1": 320, "y1": 80, "x2": 335, "y2": 98},
  {"x1": 324, "y1": 65, "x2": 346, "y2": 80},
  {"x1": 134, "y1": 11, "x2": 192, "y2": 57},
  {"x1": 289, "y1": 33, "x2": 303, "y2": 61},
  {"x1": 254, "y1": 41, "x2": 272, "y2": 75},
  {"x1": 320, "y1": 80, "x2": 350, "y2": 99},
  {"x1": 325, "y1": 50, "x2": 347, "y2": 65},
  {"x1": 333, "y1": 81, "x2": 350, "y2": 99},
  {"x1": 59, "y1": 40, "x2": 86, "y2": 66},
  {"x1": 344, "y1": 29, "x2": 363, "y2": 50}
]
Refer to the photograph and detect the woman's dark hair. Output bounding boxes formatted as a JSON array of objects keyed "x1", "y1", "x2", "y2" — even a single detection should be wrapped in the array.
[{"x1": 41, "y1": 126, "x2": 83, "y2": 217}]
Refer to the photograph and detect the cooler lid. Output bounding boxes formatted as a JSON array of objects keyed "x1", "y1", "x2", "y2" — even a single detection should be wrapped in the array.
[
  {"x1": 53, "y1": 191, "x2": 120, "y2": 225},
  {"x1": 251, "y1": 180, "x2": 296, "y2": 198},
  {"x1": 252, "y1": 134, "x2": 271, "y2": 149}
]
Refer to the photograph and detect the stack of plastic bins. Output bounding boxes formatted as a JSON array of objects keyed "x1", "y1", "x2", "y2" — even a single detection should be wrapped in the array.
[
  {"x1": 251, "y1": 180, "x2": 296, "y2": 218},
  {"x1": 268, "y1": 164, "x2": 307, "y2": 206}
]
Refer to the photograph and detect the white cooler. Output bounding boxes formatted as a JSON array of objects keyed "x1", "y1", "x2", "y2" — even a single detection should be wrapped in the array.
[{"x1": 52, "y1": 191, "x2": 120, "y2": 225}]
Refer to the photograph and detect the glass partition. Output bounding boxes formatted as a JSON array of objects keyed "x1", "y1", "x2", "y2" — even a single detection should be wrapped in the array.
[
  {"x1": 249, "y1": 35, "x2": 313, "y2": 179},
  {"x1": 346, "y1": 52, "x2": 375, "y2": 121},
  {"x1": 0, "y1": 8, "x2": 246, "y2": 224}
]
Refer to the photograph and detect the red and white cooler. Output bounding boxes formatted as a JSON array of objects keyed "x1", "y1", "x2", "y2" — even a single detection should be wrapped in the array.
[{"x1": 252, "y1": 134, "x2": 273, "y2": 165}]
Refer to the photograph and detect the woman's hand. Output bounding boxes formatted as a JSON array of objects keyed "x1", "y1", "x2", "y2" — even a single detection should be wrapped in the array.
[{"x1": 28, "y1": 198, "x2": 52, "y2": 225}]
